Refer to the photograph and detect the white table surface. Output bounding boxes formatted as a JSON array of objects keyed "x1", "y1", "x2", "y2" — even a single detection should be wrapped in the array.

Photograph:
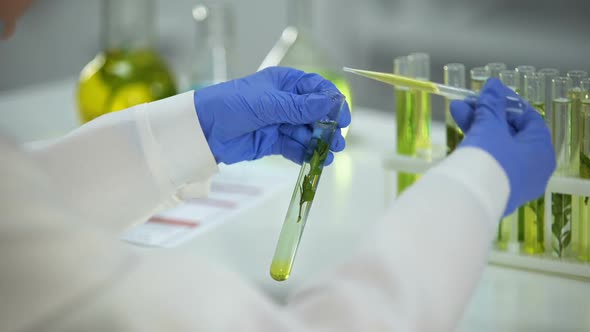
[{"x1": 1, "y1": 80, "x2": 589, "y2": 331}]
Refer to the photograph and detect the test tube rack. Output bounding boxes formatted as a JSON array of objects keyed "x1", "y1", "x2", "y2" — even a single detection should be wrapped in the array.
[{"x1": 383, "y1": 147, "x2": 590, "y2": 280}]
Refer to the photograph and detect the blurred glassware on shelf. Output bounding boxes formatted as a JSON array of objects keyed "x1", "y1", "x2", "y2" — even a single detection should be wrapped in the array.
[
  {"x1": 190, "y1": 2, "x2": 235, "y2": 90},
  {"x1": 77, "y1": 0, "x2": 177, "y2": 123},
  {"x1": 274, "y1": 0, "x2": 353, "y2": 137}
]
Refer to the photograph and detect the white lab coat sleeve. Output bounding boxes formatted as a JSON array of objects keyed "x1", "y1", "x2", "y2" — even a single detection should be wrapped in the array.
[
  {"x1": 23, "y1": 91, "x2": 218, "y2": 233},
  {"x1": 284, "y1": 146, "x2": 509, "y2": 332},
  {"x1": 46, "y1": 147, "x2": 509, "y2": 332}
]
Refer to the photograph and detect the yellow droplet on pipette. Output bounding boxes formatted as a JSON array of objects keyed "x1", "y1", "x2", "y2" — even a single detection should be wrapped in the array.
[{"x1": 343, "y1": 67, "x2": 439, "y2": 94}]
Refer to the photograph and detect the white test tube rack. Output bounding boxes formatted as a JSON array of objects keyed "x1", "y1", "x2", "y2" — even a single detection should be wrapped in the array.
[{"x1": 383, "y1": 146, "x2": 590, "y2": 280}]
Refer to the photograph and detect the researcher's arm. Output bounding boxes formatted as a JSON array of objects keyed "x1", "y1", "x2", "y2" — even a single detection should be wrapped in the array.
[
  {"x1": 24, "y1": 67, "x2": 349, "y2": 234},
  {"x1": 24, "y1": 91, "x2": 219, "y2": 233},
  {"x1": 44, "y1": 79, "x2": 554, "y2": 331}
]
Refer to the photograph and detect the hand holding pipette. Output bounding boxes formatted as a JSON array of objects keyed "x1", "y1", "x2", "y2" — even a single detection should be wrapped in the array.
[{"x1": 343, "y1": 67, "x2": 527, "y2": 114}]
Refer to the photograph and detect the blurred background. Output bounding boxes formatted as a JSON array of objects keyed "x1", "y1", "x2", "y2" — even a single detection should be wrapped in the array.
[{"x1": 2, "y1": 0, "x2": 590, "y2": 119}]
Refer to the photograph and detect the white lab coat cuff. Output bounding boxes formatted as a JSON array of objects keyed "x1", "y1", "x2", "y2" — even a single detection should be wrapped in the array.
[
  {"x1": 140, "y1": 91, "x2": 218, "y2": 196},
  {"x1": 428, "y1": 147, "x2": 509, "y2": 228}
]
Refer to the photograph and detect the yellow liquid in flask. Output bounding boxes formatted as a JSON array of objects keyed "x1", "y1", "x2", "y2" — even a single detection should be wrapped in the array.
[{"x1": 77, "y1": 49, "x2": 177, "y2": 123}]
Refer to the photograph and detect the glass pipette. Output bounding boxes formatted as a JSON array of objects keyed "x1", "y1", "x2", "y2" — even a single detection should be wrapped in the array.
[{"x1": 343, "y1": 67, "x2": 526, "y2": 113}]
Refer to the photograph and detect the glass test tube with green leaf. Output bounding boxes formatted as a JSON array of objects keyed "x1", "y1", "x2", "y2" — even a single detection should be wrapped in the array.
[
  {"x1": 444, "y1": 63, "x2": 466, "y2": 154},
  {"x1": 270, "y1": 95, "x2": 345, "y2": 282},
  {"x1": 551, "y1": 76, "x2": 575, "y2": 258},
  {"x1": 519, "y1": 73, "x2": 545, "y2": 254},
  {"x1": 578, "y1": 78, "x2": 590, "y2": 261}
]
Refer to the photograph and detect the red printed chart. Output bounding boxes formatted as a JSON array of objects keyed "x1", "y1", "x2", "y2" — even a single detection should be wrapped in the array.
[{"x1": 120, "y1": 160, "x2": 293, "y2": 248}]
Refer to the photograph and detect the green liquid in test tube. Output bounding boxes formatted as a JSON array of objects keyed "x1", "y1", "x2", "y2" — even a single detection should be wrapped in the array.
[
  {"x1": 551, "y1": 76, "x2": 575, "y2": 258},
  {"x1": 497, "y1": 69, "x2": 519, "y2": 249},
  {"x1": 408, "y1": 53, "x2": 432, "y2": 162},
  {"x1": 567, "y1": 70, "x2": 588, "y2": 260},
  {"x1": 394, "y1": 56, "x2": 418, "y2": 194},
  {"x1": 520, "y1": 73, "x2": 545, "y2": 254},
  {"x1": 270, "y1": 95, "x2": 346, "y2": 281},
  {"x1": 578, "y1": 78, "x2": 590, "y2": 261}
]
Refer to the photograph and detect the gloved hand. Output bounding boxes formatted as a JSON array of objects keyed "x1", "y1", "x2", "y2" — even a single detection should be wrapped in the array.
[
  {"x1": 194, "y1": 67, "x2": 351, "y2": 165},
  {"x1": 450, "y1": 78, "x2": 556, "y2": 216}
]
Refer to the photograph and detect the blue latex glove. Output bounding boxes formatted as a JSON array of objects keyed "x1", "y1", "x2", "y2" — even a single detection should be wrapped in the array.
[
  {"x1": 450, "y1": 78, "x2": 556, "y2": 216},
  {"x1": 194, "y1": 67, "x2": 351, "y2": 165}
]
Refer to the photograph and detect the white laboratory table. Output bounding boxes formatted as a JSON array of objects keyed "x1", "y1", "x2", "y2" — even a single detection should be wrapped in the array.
[{"x1": 1, "y1": 80, "x2": 589, "y2": 332}]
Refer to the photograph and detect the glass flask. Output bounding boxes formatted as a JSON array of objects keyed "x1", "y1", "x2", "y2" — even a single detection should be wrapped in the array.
[{"x1": 77, "y1": 0, "x2": 177, "y2": 123}]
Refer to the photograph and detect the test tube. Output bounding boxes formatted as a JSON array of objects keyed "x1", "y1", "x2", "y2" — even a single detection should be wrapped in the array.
[
  {"x1": 394, "y1": 56, "x2": 417, "y2": 194},
  {"x1": 519, "y1": 72, "x2": 545, "y2": 255},
  {"x1": 515, "y1": 65, "x2": 536, "y2": 94},
  {"x1": 408, "y1": 53, "x2": 432, "y2": 160},
  {"x1": 551, "y1": 76, "x2": 574, "y2": 258},
  {"x1": 515, "y1": 67, "x2": 536, "y2": 244},
  {"x1": 470, "y1": 67, "x2": 490, "y2": 92},
  {"x1": 577, "y1": 78, "x2": 590, "y2": 261},
  {"x1": 499, "y1": 70, "x2": 520, "y2": 94},
  {"x1": 538, "y1": 68, "x2": 560, "y2": 128},
  {"x1": 486, "y1": 62, "x2": 507, "y2": 78},
  {"x1": 524, "y1": 73, "x2": 546, "y2": 117},
  {"x1": 270, "y1": 95, "x2": 345, "y2": 281},
  {"x1": 444, "y1": 63, "x2": 465, "y2": 154},
  {"x1": 567, "y1": 70, "x2": 589, "y2": 261},
  {"x1": 567, "y1": 70, "x2": 588, "y2": 88}
]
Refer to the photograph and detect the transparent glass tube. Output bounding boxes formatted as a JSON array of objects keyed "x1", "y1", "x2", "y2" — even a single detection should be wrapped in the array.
[
  {"x1": 470, "y1": 67, "x2": 490, "y2": 92},
  {"x1": 394, "y1": 56, "x2": 417, "y2": 193},
  {"x1": 524, "y1": 73, "x2": 545, "y2": 116},
  {"x1": 270, "y1": 97, "x2": 345, "y2": 281},
  {"x1": 567, "y1": 71, "x2": 588, "y2": 261},
  {"x1": 485, "y1": 62, "x2": 507, "y2": 79},
  {"x1": 578, "y1": 78, "x2": 590, "y2": 261},
  {"x1": 552, "y1": 76, "x2": 574, "y2": 258},
  {"x1": 497, "y1": 68, "x2": 518, "y2": 249},
  {"x1": 408, "y1": 53, "x2": 432, "y2": 160},
  {"x1": 538, "y1": 68, "x2": 560, "y2": 128},
  {"x1": 500, "y1": 70, "x2": 520, "y2": 94},
  {"x1": 567, "y1": 70, "x2": 588, "y2": 88},
  {"x1": 515, "y1": 65, "x2": 536, "y2": 93},
  {"x1": 520, "y1": 72, "x2": 546, "y2": 254},
  {"x1": 444, "y1": 63, "x2": 465, "y2": 154}
]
